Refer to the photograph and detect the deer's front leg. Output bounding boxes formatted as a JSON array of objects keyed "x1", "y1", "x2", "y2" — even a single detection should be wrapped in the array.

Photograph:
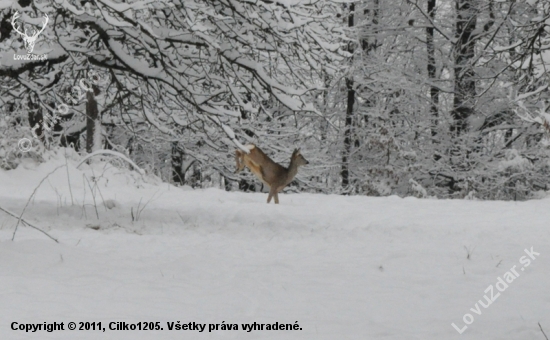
[{"x1": 235, "y1": 150, "x2": 244, "y2": 173}]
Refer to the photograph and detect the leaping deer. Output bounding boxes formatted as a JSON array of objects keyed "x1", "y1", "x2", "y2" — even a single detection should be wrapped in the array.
[
  {"x1": 235, "y1": 145, "x2": 309, "y2": 204},
  {"x1": 11, "y1": 11, "x2": 48, "y2": 54}
]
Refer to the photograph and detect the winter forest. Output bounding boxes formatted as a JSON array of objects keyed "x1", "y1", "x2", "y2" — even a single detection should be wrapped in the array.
[
  {"x1": 1, "y1": 0, "x2": 549, "y2": 200},
  {"x1": 1, "y1": 1, "x2": 550, "y2": 339}
]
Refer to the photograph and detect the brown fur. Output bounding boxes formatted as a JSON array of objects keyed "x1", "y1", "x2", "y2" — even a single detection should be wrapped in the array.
[{"x1": 235, "y1": 144, "x2": 309, "y2": 204}]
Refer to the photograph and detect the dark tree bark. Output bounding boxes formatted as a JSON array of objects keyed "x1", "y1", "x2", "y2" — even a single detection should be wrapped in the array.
[
  {"x1": 341, "y1": 1, "x2": 379, "y2": 191},
  {"x1": 451, "y1": 0, "x2": 478, "y2": 137},
  {"x1": 85, "y1": 85, "x2": 101, "y2": 153},
  {"x1": 171, "y1": 142, "x2": 185, "y2": 185},
  {"x1": 0, "y1": 11, "x2": 13, "y2": 43},
  {"x1": 189, "y1": 163, "x2": 202, "y2": 188},
  {"x1": 341, "y1": 3, "x2": 355, "y2": 190},
  {"x1": 427, "y1": 0, "x2": 440, "y2": 138},
  {"x1": 451, "y1": 0, "x2": 494, "y2": 138},
  {"x1": 239, "y1": 179, "x2": 256, "y2": 192}
]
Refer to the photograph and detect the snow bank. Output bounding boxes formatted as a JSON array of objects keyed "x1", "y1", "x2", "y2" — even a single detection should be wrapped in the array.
[{"x1": 0, "y1": 151, "x2": 549, "y2": 339}]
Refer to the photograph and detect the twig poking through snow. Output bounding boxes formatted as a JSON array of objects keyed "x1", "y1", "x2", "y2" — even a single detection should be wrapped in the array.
[
  {"x1": 76, "y1": 149, "x2": 145, "y2": 174},
  {"x1": 131, "y1": 191, "x2": 160, "y2": 222},
  {"x1": 83, "y1": 175, "x2": 100, "y2": 219},
  {"x1": 540, "y1": 323, "x2": 549, "y2": 340},
  {"x1": 464, "y1": 245, "x2": 475, "y2": 260},
  {"x1": 12, "y1": 165, "x2": 66, "y2": 241},
  {"x1": 64, "y1": 148, "x2": 74, "y2": 205},
  {"x1": 0, "y1": 205, "x2": 58, "y2": 243}
]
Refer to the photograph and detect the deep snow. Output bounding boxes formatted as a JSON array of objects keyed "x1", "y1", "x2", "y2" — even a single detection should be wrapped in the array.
[{"x1": 1, "y1": 150, "x2": 549, "y2": 339}]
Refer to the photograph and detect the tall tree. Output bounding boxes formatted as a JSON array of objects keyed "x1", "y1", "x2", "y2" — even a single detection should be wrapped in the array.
[
  {"x1": 451, "y1": 0, "x2": 478, "y2": 136},
  {"x1": 426, "y1": 0, "x2": 439, "y2": 138},
  {"x1": 451, "y1": 0, "x2": 493, "y2": 136},
  {"x1": 341, "y1": 3, "x2": 356, "y2": 191}
]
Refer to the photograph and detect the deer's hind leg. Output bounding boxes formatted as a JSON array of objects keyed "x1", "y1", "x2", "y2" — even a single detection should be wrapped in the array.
[{"x1": 267, "y1": 186, "x2": 277, "y2": 204}]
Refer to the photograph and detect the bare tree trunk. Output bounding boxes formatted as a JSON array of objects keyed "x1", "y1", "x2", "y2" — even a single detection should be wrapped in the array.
[
  {"x1": 451, "y1": 0, "x2": 478, "y2": 136},
  {"x1": 427, "y1": 0, "x2": 439, "y2": 138},
  {"x1": 28, "y1": 98, "x2": 46, "y2": 145},
  {"x1": 341, "y1": 3, "x2": 355, "y2": 190},
  {"x1": 171, "y1": 142, "x2": 185, "y2": 185},
  {"x1": 190, "y1": 163, "x2": 202, "y2": 188},
  {"x1": 341, "y1": 1, "x2": 379, "y2": 191},
  {"x1": 86, "y1": 85, "x2": 101, "y2": 153}
]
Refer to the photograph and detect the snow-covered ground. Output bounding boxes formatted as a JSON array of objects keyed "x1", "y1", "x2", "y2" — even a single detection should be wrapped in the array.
[{"x1": 1, "y1": 150, "x2": 549, "y2": 339}]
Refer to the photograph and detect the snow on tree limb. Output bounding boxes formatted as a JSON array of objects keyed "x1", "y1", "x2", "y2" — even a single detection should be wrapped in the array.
[
  {"x1": 77, "y1": 149, "x2": 145, "y2": 175},
  {"x1": 25, "y1": 0, "x2": 346, "y2": 171}
]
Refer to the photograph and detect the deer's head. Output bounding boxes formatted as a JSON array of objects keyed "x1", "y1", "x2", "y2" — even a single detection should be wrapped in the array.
[{"x1": 291, "y1": 148, "x2": 309, "y2": 167}]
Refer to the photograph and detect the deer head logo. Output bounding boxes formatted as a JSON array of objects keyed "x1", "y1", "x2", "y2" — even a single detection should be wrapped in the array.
[{"x1": 11, "y1": 11, "x2": 48, "y2": 54}]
